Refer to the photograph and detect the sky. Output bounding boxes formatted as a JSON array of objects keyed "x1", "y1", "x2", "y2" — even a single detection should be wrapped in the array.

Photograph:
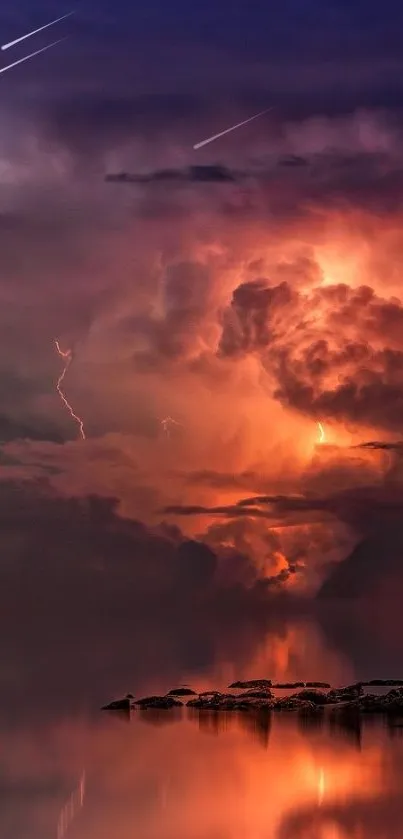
[{"x1": 1, "y1": 0, "x2": 403, "y2": 620}]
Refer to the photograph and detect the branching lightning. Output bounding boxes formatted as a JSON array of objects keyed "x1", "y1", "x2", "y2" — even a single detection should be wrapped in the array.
[
  {"x1": 161, "y1": 416, "x2": 181, "y2": 437},
  {"x1": 55, "y1": 339, "x2": 85, "y2": 439},
  {"x1": 317, "y1": 421, "x2": 325, "y2": 444}
]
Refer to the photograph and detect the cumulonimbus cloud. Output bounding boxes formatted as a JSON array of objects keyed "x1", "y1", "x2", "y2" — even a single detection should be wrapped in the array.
[{"x1": 217, "y1": 278, "x2": 403, "y2": 433}]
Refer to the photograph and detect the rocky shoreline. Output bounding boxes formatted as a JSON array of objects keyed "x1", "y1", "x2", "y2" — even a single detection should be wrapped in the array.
[{"x1": 101, "y1": 679, "x2": 403, "y2": 716}]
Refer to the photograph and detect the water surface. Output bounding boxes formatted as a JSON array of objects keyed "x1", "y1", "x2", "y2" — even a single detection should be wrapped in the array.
[{"x1": 2, "y1": 612, "x2": 403, "y2": 839}]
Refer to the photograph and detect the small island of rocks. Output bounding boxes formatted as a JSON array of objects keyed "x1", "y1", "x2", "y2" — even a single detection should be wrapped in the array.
[{"x1": 101, "y1": 679, "x2": 403, "y2": 716}]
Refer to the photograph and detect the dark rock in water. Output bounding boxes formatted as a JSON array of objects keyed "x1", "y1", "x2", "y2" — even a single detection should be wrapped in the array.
[
  {"x1": 327, "y1": 683, "x2": 363, "y2": 703},
  {"x1": 270, "y1": 681, "x2": 331, "y2": 689},
  {"x1": 187, "y1": 697, "x2": 212, "y2": 709},
  {"x1": 197, "y1": 691, "x2": 235, "y2": 702},
  {"x1": 386, "y1": 687, "x2": 403, "y2": 699},
  {"x1": 383, "y1": 688, "x2": 403, "y2": 713},
  {"x1": 337, "y1": 694, "x2": 385, "y2": 714},
  {"x1": 188, "y1": 693, "x2": 240, "y2": 709},
  {"x1": 101, "y1": 693, "x2": 134, "y2": 711},
  {"x1": 358, "y1": 693, "x2": 392, "y2": 712},
  {"x1": 135, "y1": 695, "x2": 182, "y2": 709},
  {"x1": 188, "y1": 696, "x2": 234, "y2": 710},
  {"x1": 274, "y1": 697, "x2": 323, "y2": 714},
  {"x1": 167, "y1": 687, "x2": 197, "y2": 696},
  {"x1": 330, "y1": 691, "x2": 403, "y2": 715},
  {"x1": 363, "y1": 679, "x2": 403, "y2": 687},
  {"x1": 244, "y1": 697, "x2": 274, "y2": 711},
  {"x1": 327, "y1": 686, "x2": 403, "y2": 716},
  {"x1": 370, "y1": 689, "x2": 399, "y2": 711},
  {"x1": 345, "y1": 682, "x2": 364, "y2": 692},
  {"x1": 199, "y1": 690, "x2": 225, "y2": 697},
  {"x1": 240, "y1": 689, "x2": 273, "y2": 699},
  {"x1": 295, "y1": 689, "x2": 329, "y2": 705},
  {"x1": 229, "y1": 679, "x2": 272, "y2": 689},
  {"x1": 187, "y1": 693, "x2": 273, "y2": 712},
  {"x1": 274, "y1": 697, "x2": 301, "y2": 711},
  {"x1": 123, "y1": 677, "x2": 403, "y2": 718}
]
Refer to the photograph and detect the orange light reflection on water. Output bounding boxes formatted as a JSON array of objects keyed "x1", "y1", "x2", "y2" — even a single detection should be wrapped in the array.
[{"x1": 3, "y1": 708, "x2": 400, "y2": 839}]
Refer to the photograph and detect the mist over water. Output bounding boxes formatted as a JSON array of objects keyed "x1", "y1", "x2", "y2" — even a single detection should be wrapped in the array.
[{"x1": 2, "y1": 607, "x2": 403, "y2": 839}]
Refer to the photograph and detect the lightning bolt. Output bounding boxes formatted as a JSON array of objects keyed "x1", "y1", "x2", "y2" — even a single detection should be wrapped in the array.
[
  {"x1": 55, "y1": 339, "x2": 85, "y2": 439},
  {"x1": 161, "y1": 416, "x2": 181, "y2": 437},
  {"x1": 317, "y1": 421, "x2": 325, "y2": 444}
]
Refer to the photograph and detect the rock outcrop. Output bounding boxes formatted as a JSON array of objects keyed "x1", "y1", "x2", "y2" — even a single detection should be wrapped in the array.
[
  {"x1": 135, "y1": 695, "x2": 183, "y2": 709},
  {"x1": 101, "y1": 693, "x2": 134, "y2": 711},
  {"x1": 240, "y1": 689, "x2": 273, "y2": 699},
  {"x1": 329, "y1": 687, "x2": 403, "y2": 716},
  {"x1": 273, "y1": 697, "x2": 323, "y2": 714},
  {"x1": 167, "y1": 687, "x2": 197, "y2": 696},
  {"x1": 187, "y1": 692, "x2": 273, "y2": 711},
  {"x1": 229, "y1": 679, "x2": 272, "y2": 689},
  {"x1": 272, "y1": 681, "x2": 331, "y2": 689},
  {"x1": 101, "y1": 680, "x2": 403, "y2": 716},
  {"x1": 327, "y1": 683, "x2": 363, "y2": 703},
  {"x1": 294, "y1": 689, "x2": 329, "y2": 705}
]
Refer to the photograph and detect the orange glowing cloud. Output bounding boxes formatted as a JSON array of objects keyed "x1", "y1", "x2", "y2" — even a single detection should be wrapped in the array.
[{"x1": 2, "y1": 107, "x2": 403, "y2": 598}]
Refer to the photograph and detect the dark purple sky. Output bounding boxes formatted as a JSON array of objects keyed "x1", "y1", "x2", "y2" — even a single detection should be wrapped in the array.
[{"x1": 2, "y1": 0, "x2": 403, "y2": 114}]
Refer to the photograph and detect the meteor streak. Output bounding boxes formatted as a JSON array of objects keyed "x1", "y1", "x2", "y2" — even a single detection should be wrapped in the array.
[
  {"x1": 55, "y1": 340, "x2": 85, "y2": 440},
  {"x1": 0, "y1": 38, "x2": 66, "y2": 75},
  {"x1": 193, "y1": 108, "x2": 272, "y2": 149},
  {"x1": 2, "y1": 12, "x2": 74, "y2": 50},
  {"x1": 317, "y1": 421, "x2": 325, "y2": 444}
]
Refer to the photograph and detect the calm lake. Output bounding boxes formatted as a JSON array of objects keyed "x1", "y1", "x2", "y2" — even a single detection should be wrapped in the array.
[{"x1": 2, "y1": 611, "x2": 403, "y2": 839}]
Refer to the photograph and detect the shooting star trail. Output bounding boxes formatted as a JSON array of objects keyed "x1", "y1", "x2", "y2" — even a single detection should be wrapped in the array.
[
  {"x1": 57, "y1": 771, "x2": 86, "y2": 839},
  {"x1": 55, "y1": 339, "x2": 86, "y2": 440},
  {"x1": 0, "y1": 38, "x2": 66, "y2": 75},
  {"x1": 317, "y1": 421, "x2": 325, "y2": 444},
  {"x1": 2, "y1": 11, "x2": 74, "y2": 50},
  {"x1": 193, "y1": 108, "x2": 272, "y2": 149}
]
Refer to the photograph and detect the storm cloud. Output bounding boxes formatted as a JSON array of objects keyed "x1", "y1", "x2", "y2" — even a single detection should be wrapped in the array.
[
  {"x1": 218, "y1": 279, "x2": 403, "y2": 433},
  {"x1": 2, "y1": 22, "x2": 403, "y2": 604}
]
